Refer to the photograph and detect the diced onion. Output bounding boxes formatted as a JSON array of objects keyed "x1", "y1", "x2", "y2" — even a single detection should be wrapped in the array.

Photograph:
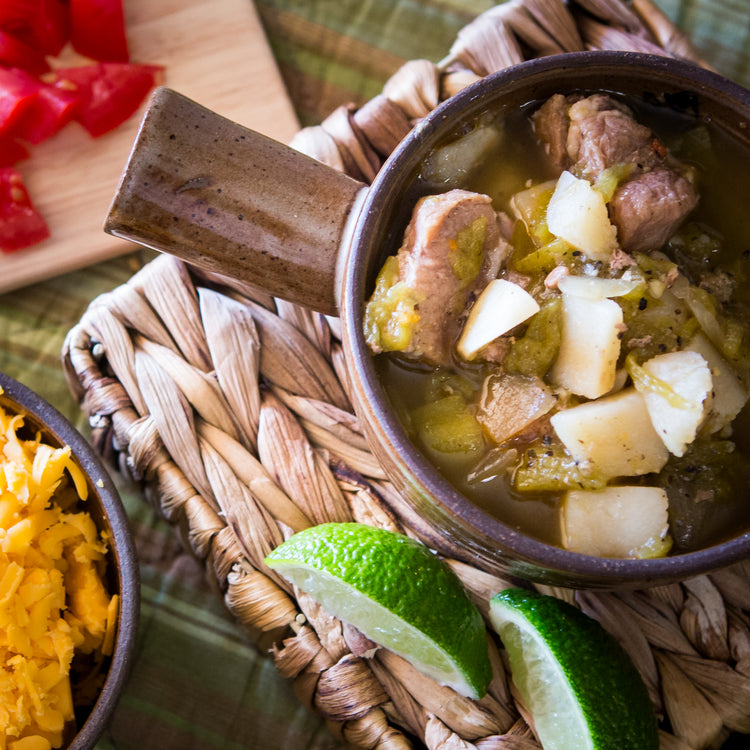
[{"x1": 557, "y1": 275, "x2": 640, "y2": 299}]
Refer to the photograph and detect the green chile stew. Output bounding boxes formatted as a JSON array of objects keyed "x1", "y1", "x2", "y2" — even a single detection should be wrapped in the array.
[{"x1": 364, "y1": 91, "x2": 750, "y2": 558}]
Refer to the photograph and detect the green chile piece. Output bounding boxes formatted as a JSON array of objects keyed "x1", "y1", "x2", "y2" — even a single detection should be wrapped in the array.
[
  {"x1": 618, "y1": 291, "x2": 697, "y2": 361},
  {"x1": 514, "y1": 444, "x2": 607, "y2": 493},
  {"x1": 511, "y1": 180, "x2": 556, "y2": 246},
  {"x1": 450, "y1": 215, "x2": 488, "y2": 288},
  {"x1": 412, "y1": 393, "x2": 484, "y2": 454},
  {"x1": 505, "y1": 298, "x2": 562, "y2": 378},
  {"x1": 512, "y1": 238, "x2": 579, "y2": 276},
  {"x1": 426, "y1": 369, "x2": 480, "y2": 403},
  {"x1": 592, "y1": 162, "x2": 635, "y2": 202},
  {"x1": 364, "y1": 256, "x2": 424, "y2": 352}
]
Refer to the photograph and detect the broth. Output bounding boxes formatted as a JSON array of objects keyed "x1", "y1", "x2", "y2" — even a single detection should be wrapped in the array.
[{"x1": 371, "y1": 92, "x2": 750, "y2": 554}]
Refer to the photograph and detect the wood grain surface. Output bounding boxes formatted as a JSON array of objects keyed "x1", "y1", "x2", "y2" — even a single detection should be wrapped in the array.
[{"x1": 0, "y1": 0, "x2": 299, "y2": 293}]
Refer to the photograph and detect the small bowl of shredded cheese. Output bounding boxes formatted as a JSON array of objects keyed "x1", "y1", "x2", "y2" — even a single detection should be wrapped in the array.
[{"x1": 0, "y1": 372, "x2": 139, "y2": 750}]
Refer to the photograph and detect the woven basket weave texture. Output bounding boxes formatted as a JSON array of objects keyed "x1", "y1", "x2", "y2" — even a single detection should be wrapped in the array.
[{"x1": 63, "y1": 1, "x2": 750, "y2": 748}]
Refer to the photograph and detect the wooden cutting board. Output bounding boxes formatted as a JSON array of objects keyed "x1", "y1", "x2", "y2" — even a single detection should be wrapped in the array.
[{"x1": 0, "y1": 0, "x2": 300, "y2": 293}]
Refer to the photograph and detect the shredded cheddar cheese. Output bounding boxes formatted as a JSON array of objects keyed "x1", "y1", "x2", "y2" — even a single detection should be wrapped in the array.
[{"x1": 0, "y1": 390, "x2": 118, "y2": 750}]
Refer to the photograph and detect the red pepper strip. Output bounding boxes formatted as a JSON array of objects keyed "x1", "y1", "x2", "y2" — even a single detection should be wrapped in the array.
[
  {"x1": 0, "y1": 0, "x2": 69, "y2": 58},
  {"x1": 0, "y1": 0, "x2": 37, "y2": 38},
  {"x1": 69, "y1": 0, "x2": 128, "y2": 63},
  {"x1": 0, "y1": 29, "x2": 50, "y2": 75},
  {"x1": 32, "y1": 0, "x2": 70, "y2": 56},
  {"x1": 53, "y1": 63, "x2": 163, "y2": 138},
  {"x1": 12, "y1": 69, "x2": 80, "y2": 144},
  {"x1": 0, "y1": 139, "x2": 29, "y2": 167},
  {"x1": 0, "y1": 66, "x2": 38, "y2": 138},
  {"x1": 0, "y1": 166, "x2": 49, "y2": 252}
]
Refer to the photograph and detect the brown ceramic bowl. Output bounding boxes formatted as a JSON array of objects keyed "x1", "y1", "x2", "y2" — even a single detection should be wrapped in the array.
[
  {"x1": 0, "y1": 372, "x2": 139, "y2": 748},
  {"x1": 343, "y1": 51, "x2": 750, "y2": 587},
  {"x1": 107, "y1": 51, "x2": 750, "y2": 587}
]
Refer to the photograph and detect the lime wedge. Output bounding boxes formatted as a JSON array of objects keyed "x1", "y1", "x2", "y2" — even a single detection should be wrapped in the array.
[
  {"x1": 489, "y1": 589, "x2": 658, "y2": 750},
  {"x1": 265, "y1": 523, "x2": 491, "y2": 699}
]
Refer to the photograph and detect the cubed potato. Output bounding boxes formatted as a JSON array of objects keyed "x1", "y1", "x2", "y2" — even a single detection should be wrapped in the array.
[
  {"x1": 546, "y1": 171, "x2": 618, "y2": 261},
  {"x1": 640, "y1": 350, "x2": 712, "y2": 456},
  {"x1": 561, "y1": 486, "x2": 670, "y2": 558},
  {"x1": 550, "y1": 388, "x2": 669, "y2": 480},
  {"x1": 550, "y1": 293, "x2": 623, "y2": 399},
  {"x1": 686, "y1": 332, "x2": 749, "y2": 434},
  {"x1": 456, "y1": 278, "x2": 540, "y2": 360},
  {"x1": 477, "y1": 373, "x2": 557, "y2": 444}
]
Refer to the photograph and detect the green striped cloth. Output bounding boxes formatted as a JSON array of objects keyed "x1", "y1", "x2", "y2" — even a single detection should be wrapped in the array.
[{"x1": 1, "y1": 1, "x2": 750, "y2": 748}]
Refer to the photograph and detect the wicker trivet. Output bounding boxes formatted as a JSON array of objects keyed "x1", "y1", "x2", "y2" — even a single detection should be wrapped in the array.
[{"x1": 63, "y1": 1, "x2": 750, "y2": 748}]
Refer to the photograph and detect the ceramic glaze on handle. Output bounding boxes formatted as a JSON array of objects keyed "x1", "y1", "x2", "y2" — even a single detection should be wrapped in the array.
[{"x1": 105, "y1": 87, "x2": 367, "y2": 316}]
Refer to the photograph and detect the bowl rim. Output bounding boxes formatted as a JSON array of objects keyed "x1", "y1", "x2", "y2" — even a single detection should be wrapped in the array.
[
  {"x1": 343, "y1": 50, "x2": 750, "y2": 584},
  {"x1": 0, "y1": 371, "x2": 140, "y2": 748}
]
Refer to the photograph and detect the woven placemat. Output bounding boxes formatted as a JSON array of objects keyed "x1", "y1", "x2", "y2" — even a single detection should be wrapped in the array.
[{"x1": 63, "y1": 1, "x2": 750, "y2": 748}]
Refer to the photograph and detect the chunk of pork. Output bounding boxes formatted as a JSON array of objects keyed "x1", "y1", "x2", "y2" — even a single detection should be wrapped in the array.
[
  {"x1": 396, "y1": 189, "x2": 508, "y2": 363},
  {"x1": 566, "y1": 94, "x2": 659, "y2": 179},
  {"x1": 532, "y1": 93, "x2": 698, "y2": 253},
  {"x1": 533, "y1": 93, "x2": 659, "y2": 178},
  {"x1": 609, "y1": 167, "x2": 698, "y2": 252},
  {"x1": 532, "y1": 93, "x2": 570, "y2": 171}
]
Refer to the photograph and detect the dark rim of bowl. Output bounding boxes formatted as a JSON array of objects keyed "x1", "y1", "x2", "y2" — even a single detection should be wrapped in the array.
[
  {"x1": 0, "y1": 371, "x2": 139, "y2": 748},
  {"x1": 344, "y1": 50, "x2": 750, "y2": 582}
]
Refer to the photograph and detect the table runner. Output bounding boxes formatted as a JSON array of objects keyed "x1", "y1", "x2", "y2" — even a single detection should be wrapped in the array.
[{"x1": 3, "y1": 1, "x2": 750, "y2": 748}]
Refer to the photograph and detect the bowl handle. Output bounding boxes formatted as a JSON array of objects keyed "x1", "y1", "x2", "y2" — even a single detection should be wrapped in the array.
[{"x1": 105, "y1": 87, "x2": 367, "y2": 316}]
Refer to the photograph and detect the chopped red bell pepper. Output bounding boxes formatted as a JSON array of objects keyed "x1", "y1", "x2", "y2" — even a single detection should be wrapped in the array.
[
  {"x1": 0, "y1": 0, "x2": 163, "y2": 252},
  {"x1": 52, "y1": 63, "x2": 162, "y2": 138},
  {"x1": 32, "y1": 0, "x2": 70, "y2": 56},
  {"x1": 0, "y1": 0, "x2": 37, "y2": 40},
  {"x1": 0, "y1": 139, "x2": 29, "y2": 167},
  {"x1": 69, "y1": 0, "x2": 128, "y2": 63},
  {"x1": 0, "y1": 167, "x2": 50, "y2": 252},
  {"x1": 0, "y1": 0, "x2": 69, "y2": 58},
  {"x1": 0, "y1": 66, "x2": 39, "y2": 138},
  {"x1": 0, "y1": 29, "x2": 50, "y2": 75},
  {"x1": 13, "y1": 70, "x2": 80, "y2": 144}
]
